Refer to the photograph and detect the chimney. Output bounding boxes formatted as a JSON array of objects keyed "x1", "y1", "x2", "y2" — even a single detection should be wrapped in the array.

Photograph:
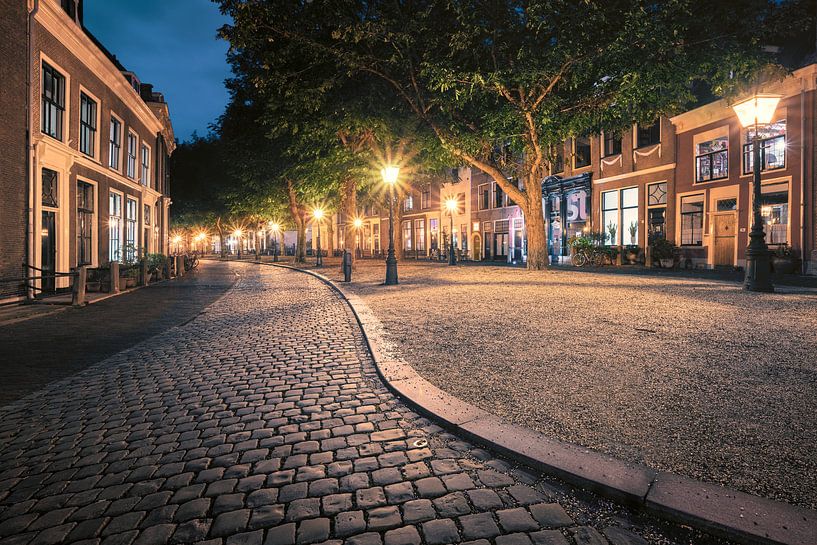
[{"x1": 139, "y1": 83, "x2": 154, "y2": 102}]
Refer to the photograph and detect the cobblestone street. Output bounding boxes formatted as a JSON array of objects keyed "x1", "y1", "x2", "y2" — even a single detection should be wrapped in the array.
[{"x1": 0, "y1": 262, "x2": 720, "y2": 545}]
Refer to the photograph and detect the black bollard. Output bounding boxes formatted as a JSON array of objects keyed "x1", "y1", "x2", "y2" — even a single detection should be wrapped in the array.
[{"x1": 342, "y1": 250, "x2": 352, "y2": 282}]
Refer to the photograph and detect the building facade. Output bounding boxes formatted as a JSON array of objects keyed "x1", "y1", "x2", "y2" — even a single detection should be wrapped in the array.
[
  {"x1": 25, "y1": 0, "x2": 174, "y2": 294},
  {"x1": 0, "y1": 0, "x2": 29, "y2": 298}
]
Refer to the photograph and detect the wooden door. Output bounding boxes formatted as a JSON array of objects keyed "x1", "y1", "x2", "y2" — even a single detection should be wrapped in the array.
[{"x1": 713, "y1": 213, "x2": 736, "y2": 266}]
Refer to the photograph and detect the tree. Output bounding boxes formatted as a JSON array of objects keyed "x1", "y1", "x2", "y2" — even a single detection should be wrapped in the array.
[{"x1": 217, "y1": 0, "x2": 788, "y2": 270}]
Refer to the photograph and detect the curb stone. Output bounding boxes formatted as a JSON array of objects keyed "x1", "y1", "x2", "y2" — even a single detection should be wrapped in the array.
[{"x1": 262, "y1": 262, "x2": 817, "y2": 545}]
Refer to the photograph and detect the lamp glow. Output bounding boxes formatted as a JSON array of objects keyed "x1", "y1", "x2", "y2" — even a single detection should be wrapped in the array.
[
  {"x1": 270, "y1": 222, "x2": 280, "y2": 232},
  {"x1": 353, "y1": 217, "x2": 363, "y2": 229},
  {"x1": 381, "y1": 166, "x2": 400, "y2": 185},
  {"x1": 445, "y1": 197, "x2": 458, "y2": 214},
  {"x1": 313, "y1": 208, "x2": 325, "y2": 221},
  {"x1": 732, "y1": 94, "x2": 782, "y2": 128},
  {"x1": 233, "y1": 229, "x2": 243, "y2": 238}
]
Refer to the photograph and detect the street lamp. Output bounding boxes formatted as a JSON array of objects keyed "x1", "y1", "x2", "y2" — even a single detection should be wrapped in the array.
[
  {"x1": 270, "y1": 222, "x2": 281, "y2": 262},
  {"x1": 381, "y1": 166, "x2": 400, "y2": 285},
  {"x1": 353, "y1": 217, "x2": 363, "y2": 258},
  {"x1": 732, "y1": 93, "x2": 781, "y2": 292},
  {"x1": 233, "y1": 229, "x2": 243, "y2": 259},
  {"x1": 445, "y1": 196, "x2": 458, "y2": 265},
  {"x1": 313, "y1": 208, "x2": 324, "y2": 267}
]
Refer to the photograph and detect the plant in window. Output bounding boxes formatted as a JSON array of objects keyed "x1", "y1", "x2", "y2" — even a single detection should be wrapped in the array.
[
  {"x1": 606, "y1": 222, "x2": 617, "y2": 246},
  {"x1": 628, "y1": 222, "x2": 638, "y2": 245}
]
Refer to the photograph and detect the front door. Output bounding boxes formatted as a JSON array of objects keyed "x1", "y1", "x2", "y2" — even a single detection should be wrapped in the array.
[
  {"x1": 713, "y1": 212, "x2": 736, "y2": 266},
  {"x1": 494, "y1": 233, "x2": 508, "y2": 260},
  {"x1": 472, "y1": 234, "x2": 481, "y2": 261},
  {"x1": 41, "y1": 211, "x2": 56, "y2": 293}
]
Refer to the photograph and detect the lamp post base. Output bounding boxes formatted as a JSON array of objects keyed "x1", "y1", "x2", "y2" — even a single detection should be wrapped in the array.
[
  {"x1": 385, "y1": 255, "x2": 398, "y2": 285},
  {"x1": 744, "y1": 232, "x2": 774, "y2": 293}
]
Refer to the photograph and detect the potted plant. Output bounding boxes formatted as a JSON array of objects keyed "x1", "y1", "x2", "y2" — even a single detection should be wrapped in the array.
[
  {"x1": 771, "y1": 245, "x2": 799, "y2": 274},
  {"x1": 606, "y1": 222, "x2": 617, "y2": 247},
  {"x1": 146, "y1": 253, "x2": 166, "y2": 281},
  {"x1": 651, "y1": 238, "x2": 678, "y2": 268},
  {"x1": 625, "y1": 246, "x2": 640, "y2": 264},
  {"x1": 628, "y1": 222, "x2": 638, "y2": 245}
]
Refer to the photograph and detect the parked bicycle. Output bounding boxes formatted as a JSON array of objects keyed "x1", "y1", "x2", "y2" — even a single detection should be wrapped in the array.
[
  {"x1": 568, "y1": 233, "x2": 609, "y2": 267},
  {"x1": 184, "y1": 254, "x2": 200, "y2": 272}
]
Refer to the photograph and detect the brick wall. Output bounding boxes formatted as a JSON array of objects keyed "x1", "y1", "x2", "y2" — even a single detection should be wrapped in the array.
[{"x1": 0, "y1": 0, "x2": 29, "y2": 297}]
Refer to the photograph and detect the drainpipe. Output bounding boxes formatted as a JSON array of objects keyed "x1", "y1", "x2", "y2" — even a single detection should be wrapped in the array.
[
  {"x1": 26, "y1": 0, "x2": 40, "y2": 299},
  {"x1": 799, "y1": 77, "x2": 807, "y2": 273}
]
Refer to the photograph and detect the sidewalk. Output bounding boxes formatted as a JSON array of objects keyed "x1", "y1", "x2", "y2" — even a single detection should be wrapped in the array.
[{"x1": 0, "y1": 261, "x2": 237, "y2": 407}]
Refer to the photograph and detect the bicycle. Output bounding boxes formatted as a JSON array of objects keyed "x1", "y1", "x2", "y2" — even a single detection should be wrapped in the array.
[
  {"x1": 184, "y1": 254, "x2": 199, "y2": 272},
  {"x1": 572, "y1": 247, "x2": 606, "y2": 267}
]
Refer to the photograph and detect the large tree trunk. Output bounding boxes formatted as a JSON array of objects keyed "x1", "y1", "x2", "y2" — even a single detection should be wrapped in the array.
[
  {"x1": 327, "y1": 221, "x2": 335, "y2": 256},
  {"x1": 295, "y1": 218, "x2": 307, "y2": 262},
  {"x1": 523, "y1": 171, "x2": 549, "y2": 270},
  {"x1": 340, "y1": 178, "x2": 358, "y2": 267}
]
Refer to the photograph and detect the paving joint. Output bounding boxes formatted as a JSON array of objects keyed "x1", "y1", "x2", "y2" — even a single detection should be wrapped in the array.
[{"x1": 262, "y1": 261, "x2": 817, "y2": 545}]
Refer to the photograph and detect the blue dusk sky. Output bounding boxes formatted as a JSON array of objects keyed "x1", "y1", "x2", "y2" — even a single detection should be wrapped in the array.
[{"x1": 84, "y1": 0, "x2": 233, "y2": 143}]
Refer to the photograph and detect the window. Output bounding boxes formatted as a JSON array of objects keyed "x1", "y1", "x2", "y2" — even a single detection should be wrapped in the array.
[
  {"x1": 109, "y1": 117, "x2": 121, "y2": 170},
  {"x1": 495, "y1": 184, "x2": 505, "y2": 208},
  {"x1": 41, "y1": 62, "x2": 65, "y2": 140},
  {"x1": 141, "y1": 144, "x2": 150, "y2": 186},
  {"x1": 79, "y1": 93, "x2": 97, "y2": 157},
  {"x1": 574, "y1": 136, "x2": 591, "y2": 168},
  {"x1": 621, "y1": 188, "x2": 638, "y2": 246},
  {"x1": 551, "y1": 143, "x2": 564, "y2": 174},
  {"x1": 126, "y1": 198, "x2": 138, "y2": 261},
  {"x1": 479, "y1": 185, "x2": 490, "y2": 210},
  {"x1": 743, "y1": 120, "x2": 786, "y2": 174},
  {"x1": 144, "y1": 204, "x2": 151, "y2": 225},
  {"x1": 429, "y1": 219, "x2": 438, "y2": 251},
  {"x1": 460, "y1": 224, "x2": 468, "y2": 250},
  {"x1": 42, "y1": 168, "x2": 58, "y2": 207},
  {"x1": 109, "y1": 192, "x2": 122, "y2": 261},
  {"x1": 373, "y1": 223, "x2": 380, "y2": 253},
  {"x1": 647, "y1": 182, "x2": 667, "y2": 243},
  {"x1": 636, "y1": 121, "x2": 660, "y2": 148},
  {"x1": 696, "y1": 136, "x2": 728, "y2": 182},
  {"x1": 77, "y1": 182, "x2": 94, "y2": 265},
  {"x1": 61, "y1": 0, "x2": 77, "y2": 19},
  {"x1": 415, "y1": 219, "x2": 426, "y2": 252},
  {"x1": 603, "y1": 132, "x2": 622, "y2": 157},
  {"x1": 680, "y1": 195, "x2": 704, "y2": 246},
  {"x1": 601, "y1": 190, "x2": 618, "y2": 246},
  {"x1": 421, "y1": 189, "x2": 430, "y2": 210},
  {"x1": 759, "y1": 182, "x2": 789, "y2": 245},
  {"x1": 402, "y1": 221, "x2": 412, "y2": 251},
  {"x1": 127, "y1": 133, "x2": 137, "y2": 179},
  {"x1": 403, "y1": 194, "x2": 413, "y2": 211},
  {"x1": 717, "y1": 198, "x2": 737, "y2": 212}
]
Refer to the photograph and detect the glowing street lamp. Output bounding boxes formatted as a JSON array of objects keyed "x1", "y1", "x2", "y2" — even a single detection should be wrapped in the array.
[
  {"x1": 233, "y1": 228, "x2": 244, "y2": 259},
  {"x1": 312, "y1": 208, "x2": 324, "y2": 267},
  {"x1": 353, "y1": 217, "x2": 363, "y2": 258},
  {"x1": 171, "y1": 234, "x2": 182, "y2": 255},
  {"x1": 732, "y1": 93, "x2": 781, "y2": 292},
  {"x1": 269, "y1": 222, "x2": 281, "y2": 262},
  {"x1": 445, "y1": 197, "x2": 459, "y2": 266},
  {"x1": 381, "y1": 166, "x2": 400, "y2": 285}
]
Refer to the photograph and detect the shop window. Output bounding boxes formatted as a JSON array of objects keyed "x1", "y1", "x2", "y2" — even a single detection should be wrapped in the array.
[
  {"x1": 415, "y1": 219, "x2": 426, "y2": 252},
  {"x1": 77, "y1": 182, "x2": 94, "y2": 265},
  {"x1": 601, "y1": 190, "x2": 618, "y2": 246},
  {"x1": 760, "y1": 182, "x2": 789, "y2": 245},
  {"x1": 603, "y1": 132, "x2": 622, "y2": 157},
  {"x1": 680, "y1": 195, "x2": 704, "y2": 246},
  {"x1": 696, "y1": 136, "x2": 728, "y2": 182},
  {"x1": 402, "y1": 221, "x2": 412, "y2": 251},
  {"x1": 621, "y1": 188, "x2": 638, "y2": 246},
  {"x1": 574, "y1": 136, "x2": 591, "y2": 168},
  {"x1": 637, "y1": 121, "x2": 660, "y2": 148},
  {"x1": 743, "y1": 120, "x2": 786, "y2": 174}
]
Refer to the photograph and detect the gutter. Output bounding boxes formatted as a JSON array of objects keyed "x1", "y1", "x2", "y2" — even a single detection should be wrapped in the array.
[
  {"x1": 26, "y1": 0, "x2": 40, "y2": 299},
  {"x1": 799, "y1": 77, "x2": 806, "y2": 273}
]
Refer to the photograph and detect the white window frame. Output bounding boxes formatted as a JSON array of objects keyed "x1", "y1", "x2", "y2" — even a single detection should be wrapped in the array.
[
  {"x1": 140, "y1": 143, "x2": 151, "y2": 186},
  {"x1": 78, "y1": 85, "x2": 101, "y2": 160},
  {"x1": 109, "y1": 189, "x2": 124, "y2": 262},
  {"x1": 39, "y1": 53, "x2": 71, "y2": 145},
  {"x1": 109, "y1": 112, "x2": 124, "y2": 172},
  {"x1": 126, "y1": 130, "x2": 139, "y2": 180}
]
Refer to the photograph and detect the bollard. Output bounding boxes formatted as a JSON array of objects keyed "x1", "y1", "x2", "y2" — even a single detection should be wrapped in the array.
[
  {"x1": 615, "y1": 245, "x2": 623, "y2": 266},
  {"x1": 163, "y1": 257, "x2": 172, "y2": 280},
  {"x1": 71, "y1": 266, "x2": 87, "y2": 306},
  {"x1": 645, "y1": 245, "x2": 653, "y2": 268},
  {"x1": 176, "y1": 255, "x2": 185, "y2": 277},
  {"x1": 140, "y1": 260, "x2": 149, "y2": 286},
  {"x1": 342, "y1": 250, "x2": 352, "y2": 282},
  {"x1": 110, "y1": 261, "x2": 120, "y2": 294}
]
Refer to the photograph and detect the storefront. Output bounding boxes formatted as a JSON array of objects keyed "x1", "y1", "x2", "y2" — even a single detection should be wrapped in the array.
[{"x1": 543, "y1": 174, "x2": 591, "y2": 262}]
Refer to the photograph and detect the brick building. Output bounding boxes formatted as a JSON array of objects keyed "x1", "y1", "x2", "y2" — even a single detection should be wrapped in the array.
[
  {"x1": 21, "y1": 0, "x2": 174, "y2": 295},
  {"x1": 0, "y1": 0, "x2": 29, "y2": 298}
]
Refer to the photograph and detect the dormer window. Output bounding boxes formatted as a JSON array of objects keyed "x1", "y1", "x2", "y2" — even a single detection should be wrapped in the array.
[{"x1": 61, "y1": 0, "x2": 77, "y2": 21}]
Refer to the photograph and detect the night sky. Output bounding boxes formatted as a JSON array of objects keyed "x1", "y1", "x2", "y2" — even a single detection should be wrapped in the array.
[{"x1": 84, "y1": 0, "x2": 232, "y2": 143}]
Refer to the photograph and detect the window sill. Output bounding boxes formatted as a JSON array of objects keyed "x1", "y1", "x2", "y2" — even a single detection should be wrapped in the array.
[
  {"x1": 693, "y1": 176, "x2": 729, "y2": 185},
  {"x1": 739, "y1": 166, "x2": 786, "y2": 177},
  {"x1": 635, "y1": 143, "x2": 660, "y2": 151}
]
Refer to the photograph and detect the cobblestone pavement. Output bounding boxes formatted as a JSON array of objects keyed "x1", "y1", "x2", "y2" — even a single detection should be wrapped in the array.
[
  {"x1": 0, "y1": 262, "x2": 723, "y2": 545},
  {"x1": 0, "y1": 263, "x2": 237, "y2": 407}
]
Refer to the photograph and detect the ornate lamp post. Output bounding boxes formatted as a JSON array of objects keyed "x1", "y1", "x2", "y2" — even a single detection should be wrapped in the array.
[
  {"x1": 353, "y1": 217, "x2": 363, "y2": 258},
  {"x1": 445, "y1": 197, "x2": 458, "y2": 265},
  {"x1": 732, "y1": 93, "x2": 781, "y2": 293},
  {"x1": 381, "y1": 166, "x2": 400, "y2": 285},
  {"x1": 270, "y1": 222, "x2": 281, "y2": 262},
  {"x1": 312, "y1": 208, "x2": 324, "y2": 267}
]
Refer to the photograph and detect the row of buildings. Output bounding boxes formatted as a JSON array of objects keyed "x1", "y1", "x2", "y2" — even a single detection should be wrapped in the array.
[
  {"x1": 291, "y1": 63, "x2": 817, "y2": 273},
  {"x1": 0, "y1": 0, "x2": 175, "y2": 300}
]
